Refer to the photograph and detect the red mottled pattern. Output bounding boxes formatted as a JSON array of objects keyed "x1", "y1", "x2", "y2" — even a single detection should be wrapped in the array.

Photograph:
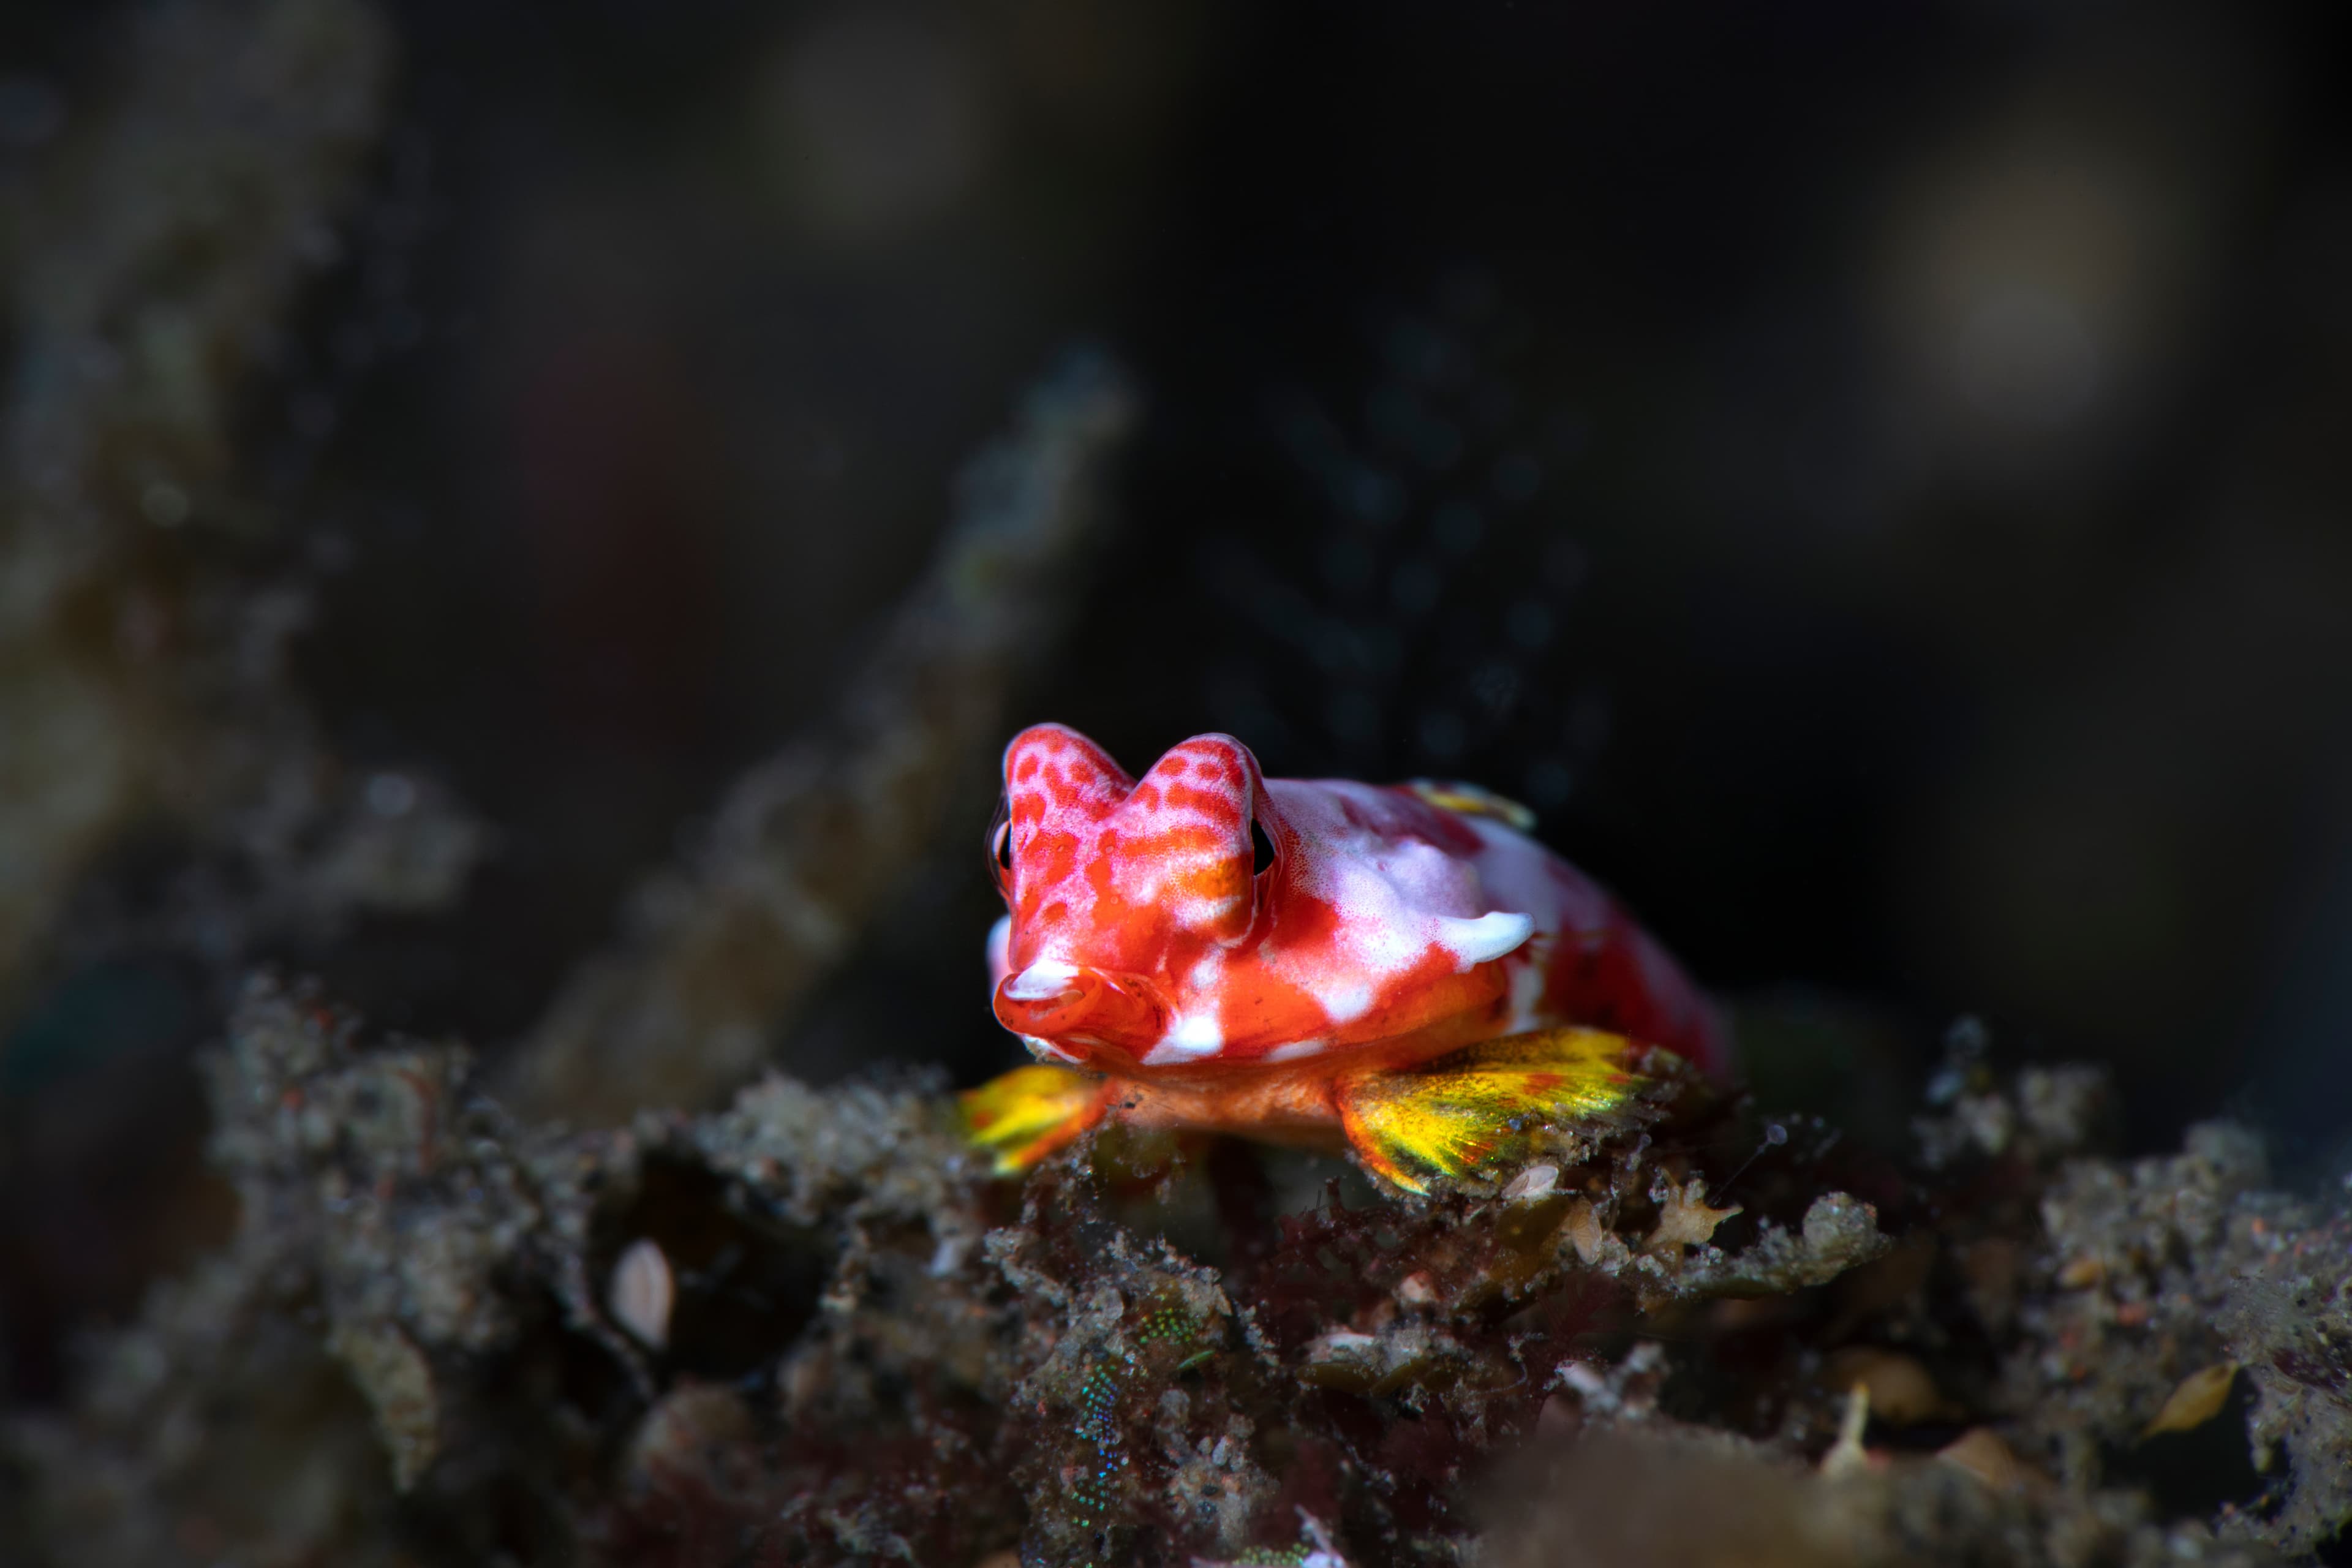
[{"x1": 986, "y1": 724, "x2": 1728, "y2": 1081}]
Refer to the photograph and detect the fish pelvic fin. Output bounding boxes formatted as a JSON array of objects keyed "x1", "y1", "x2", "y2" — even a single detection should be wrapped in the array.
[
  {"x1": 958, "y1": 1063, "x2": 1115, "y2": 1177},
  {"x1": 1335, "y1": 1027, "x2": 1689, "y2": 1194}
]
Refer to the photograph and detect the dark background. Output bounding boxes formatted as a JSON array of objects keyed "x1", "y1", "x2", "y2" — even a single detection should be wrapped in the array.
[{"x1": 7, "y1": 0, "x2": 2352, "y2": 1395}]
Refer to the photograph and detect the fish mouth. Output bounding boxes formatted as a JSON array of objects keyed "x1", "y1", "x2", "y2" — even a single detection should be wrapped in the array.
[{"x1": 993, "y1": 965, "x2": 1170, "y2": 1061}]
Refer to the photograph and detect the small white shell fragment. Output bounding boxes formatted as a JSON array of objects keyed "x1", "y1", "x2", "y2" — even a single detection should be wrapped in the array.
[
  {"x1": 1502, "y1": 1163, "x2": 1560, "y2": 1202},
  {"x1": 609, "y1": 1237, "x2": 675, "y2": 1351}
]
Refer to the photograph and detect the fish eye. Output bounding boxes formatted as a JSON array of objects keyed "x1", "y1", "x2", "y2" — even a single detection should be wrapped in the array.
[
  {"x1": 988, "y1": 796, "x2": 1014, "y2": 886},
  {"x1": 1250, "y1": 815, "x2": 1276, "y2": 878}
]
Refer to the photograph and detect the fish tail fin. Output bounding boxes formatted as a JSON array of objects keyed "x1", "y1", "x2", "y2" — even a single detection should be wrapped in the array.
[
  {"x1": 1335, "y1": 1027, "x2": 1690, "y2": 1194},
  {"x1": 958, "y1": 1063, "x2": 1115, "y2": 1177}
]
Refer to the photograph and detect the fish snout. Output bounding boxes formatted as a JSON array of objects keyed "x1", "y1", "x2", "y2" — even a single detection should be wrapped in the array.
[{"x1": 993, "y1": 962, "x2": 1168, "y2": 1057}]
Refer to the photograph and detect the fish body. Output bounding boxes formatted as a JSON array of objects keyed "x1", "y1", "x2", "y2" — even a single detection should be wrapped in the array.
[{"x1": 963, "y1": 723, "x2": 1727, "y2": 1188}]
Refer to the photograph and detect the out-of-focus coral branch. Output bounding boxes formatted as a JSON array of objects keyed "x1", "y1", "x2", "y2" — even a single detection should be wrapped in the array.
[
  {"x1": 502, "y1": 349, "x2": 1138, "y2": 1125},
  {"x1": 0, "y1": 0, "x2": 484, "y2": 1020}
]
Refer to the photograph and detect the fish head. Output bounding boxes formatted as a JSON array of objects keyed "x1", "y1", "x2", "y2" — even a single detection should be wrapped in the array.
[{"x1": 988, "y1": 724, "x2": 1281, "y2": 1066}]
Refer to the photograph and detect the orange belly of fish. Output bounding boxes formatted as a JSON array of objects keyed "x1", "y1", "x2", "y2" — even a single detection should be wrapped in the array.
[{"x1": 1096, "y1": 1066, "x2": 1349, "y2": 1146}]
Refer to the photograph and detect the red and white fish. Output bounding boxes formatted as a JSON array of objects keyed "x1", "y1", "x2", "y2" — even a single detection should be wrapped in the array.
[{"x1": 959, "y1": 723, "x2": 1728, "y2": 1191}]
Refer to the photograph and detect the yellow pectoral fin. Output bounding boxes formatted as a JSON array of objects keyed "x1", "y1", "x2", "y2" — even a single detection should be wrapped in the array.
[
  {"x1": 958, "y1": 1063, "x2": 1115, "y2": 1176},
  {"x1": 1335, "y1": 1027, "x2": 1675, "y2": 1194}
]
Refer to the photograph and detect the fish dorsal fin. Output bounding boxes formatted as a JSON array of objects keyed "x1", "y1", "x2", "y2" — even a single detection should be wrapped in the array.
[{"x1": 1403, "y1": 778, "x2": 1537, "y2": 832}]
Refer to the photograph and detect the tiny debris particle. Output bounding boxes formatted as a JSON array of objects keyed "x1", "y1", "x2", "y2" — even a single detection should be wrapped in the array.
[
  {"x1": 1563, "y1": 1196, "x2": 1611, "y2": 1264},
  {"x1": 624, "y1": 1383, "x2": 754, "y2": 1484},
  {"x1": 609, "y1": 1237, "x2": 676, "y2": 1351},
  {"x1": 1819, "y1": 1386, "x2": 1873, "y2": 1479},
  {"x1": 1822, "y1": 1347, "x2": 1953, "y2": 1427},
  {"x1": 2141, "y1": 1362, "x2": 2239, "y2": 1439},
  {"x1": 1502, "y1": 1162, "x2": 1559, "y2": 1202},
  {"x1": 1645, "y1": 1177, "x2": 1740, "y2": 1254},
  {"x1": 2056, "y1": 1256, "x2": 2106, "y2": 1291},
  {"x1": 1937, "y1": 1427, "x2": 2029, "y2": 1492}
]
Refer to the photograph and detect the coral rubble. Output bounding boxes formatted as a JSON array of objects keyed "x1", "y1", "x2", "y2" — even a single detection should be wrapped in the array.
[{"x1": 14, "y1": 986, "x2": 2344, "y2": 1565}]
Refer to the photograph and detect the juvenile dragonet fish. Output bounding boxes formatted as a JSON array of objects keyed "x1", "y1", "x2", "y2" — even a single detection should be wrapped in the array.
[{"x1": 958, "y1": 723, "x2": 1728, "y2": 1191}]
